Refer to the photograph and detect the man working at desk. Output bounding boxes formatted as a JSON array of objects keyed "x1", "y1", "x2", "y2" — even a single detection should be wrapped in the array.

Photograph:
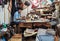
[{"x1": 14, "y1": 8, "x2": 23, "y2": 33}]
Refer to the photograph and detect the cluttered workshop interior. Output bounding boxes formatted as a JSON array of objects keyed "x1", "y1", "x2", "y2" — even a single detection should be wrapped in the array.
[{"x1": 0, "y1": 0, "x2": 60, "y2": 41}]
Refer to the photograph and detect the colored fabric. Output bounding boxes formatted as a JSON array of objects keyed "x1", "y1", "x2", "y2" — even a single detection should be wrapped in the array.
[
  {"x1": 37, "y1": 35, "x2": 54, "y2": 41},
  {"x1": 36, "y1": 29, "x2": 54, "y2": 41}
]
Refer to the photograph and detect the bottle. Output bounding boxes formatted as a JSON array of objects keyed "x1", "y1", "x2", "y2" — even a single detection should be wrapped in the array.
[{"x1": 3, "y1": 23, "x2": 7, "y2": 28}]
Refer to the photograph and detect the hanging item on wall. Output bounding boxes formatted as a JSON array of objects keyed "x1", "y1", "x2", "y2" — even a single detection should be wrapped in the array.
[
  {"x1": 41, "y1": 0, "x2": 46, "y2": 5},
  {"x1": 0, "y1": 0, "x2": 8, "y2": 8},
  {"x1": 24, "y1": 1, "x2": 30, "y2": 6},
  {"x1": 0, "y1": 0, "x2": 8, "y2": 5},
  {"x1": 2, "y1": 0, "x2": 5, "y2": 8},
  {"x1": 0, "y1": 0, "x2": 2, "y2": 5},
  {"x1": 40, "y1": 0, "x2": 47, "y2": 7},
  {"x1": 46, "y1": 0, "x2": 52, "y2": 5},
  {"x1": 29, "y1": 0, "x2": 39, "y2": 8},
  {"x1": 17, "y1": 2, "x2": 23, "y2": 10},
  {"x1": 4, "y1": 0, "x2": 8, "y2": 4},
  {"x1": 50, "y1": 0, "x2": 54, "y2": 2}
]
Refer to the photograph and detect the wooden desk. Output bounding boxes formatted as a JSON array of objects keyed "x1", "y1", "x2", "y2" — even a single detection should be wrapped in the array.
[
  {"x1": 18, "y1": 22, "x2": 51, "y2": 28},
  {"x1": 18, "y1": 22, "x2": 32, "y2": 28},
  {"x1": 18, "y1": 19, "x2": 51, "y2": 33},
  {"x1": 18, "y1": 22, "x2": 51, "y2": 33}
]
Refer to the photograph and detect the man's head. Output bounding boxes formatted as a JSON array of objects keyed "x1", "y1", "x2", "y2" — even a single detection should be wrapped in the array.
[{"x1": 18, "y1": 8, "x2": 23, "y2": 13}]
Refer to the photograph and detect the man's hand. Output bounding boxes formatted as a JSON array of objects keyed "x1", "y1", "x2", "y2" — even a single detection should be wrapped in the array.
[
  {"x1": 21, "y1": 16, "x2": 26, "y2": 20},
  {"x1": 16, "y1": 16, "x2": 26, "y2": 20}
]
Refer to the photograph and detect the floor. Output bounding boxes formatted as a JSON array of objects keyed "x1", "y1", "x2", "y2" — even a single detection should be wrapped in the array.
[
  {"x1": 59, "y1": 38, "x2": 60, "y2": 41},
  {"x1": 25, "y1": 36, "x2": 59, "y2": 41},
  {"x1": 23, "y1": 37, "x2": 35, "y2": 41},
  {"x1": 23, "y1": 36, "x2": 60, "y2": 41},
  {"x1": 22, "y1": 35, "x2": 36, "y2": 41}
]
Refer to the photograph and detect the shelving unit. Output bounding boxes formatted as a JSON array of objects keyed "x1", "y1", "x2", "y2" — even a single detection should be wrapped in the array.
[{"x1": 32, "y1": 6, "x2": 52, "y2": 19}]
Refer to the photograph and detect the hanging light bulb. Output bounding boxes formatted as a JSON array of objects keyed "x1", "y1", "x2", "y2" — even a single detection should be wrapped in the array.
[{"x1": 2, "y1": 0, "x2": 5, "y2": 8}]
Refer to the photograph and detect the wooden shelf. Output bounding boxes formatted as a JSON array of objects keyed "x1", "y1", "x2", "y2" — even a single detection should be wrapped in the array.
[
  {"x1": 41, "y1": 14, "x2": 52, "y2": 16},
  {"x1": 35, "y1": 6, "x2": 50, "y2": 9}
]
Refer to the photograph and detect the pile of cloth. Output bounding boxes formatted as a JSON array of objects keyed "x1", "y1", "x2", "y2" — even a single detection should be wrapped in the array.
[{"x1": 36, "y1": 28, "x2": 56, "y2": 41}]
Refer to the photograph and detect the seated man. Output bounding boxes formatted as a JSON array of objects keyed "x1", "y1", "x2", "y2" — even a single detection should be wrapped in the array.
[{"x1": 13, "y1": 8, "x2": 23, "y2": 33}]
